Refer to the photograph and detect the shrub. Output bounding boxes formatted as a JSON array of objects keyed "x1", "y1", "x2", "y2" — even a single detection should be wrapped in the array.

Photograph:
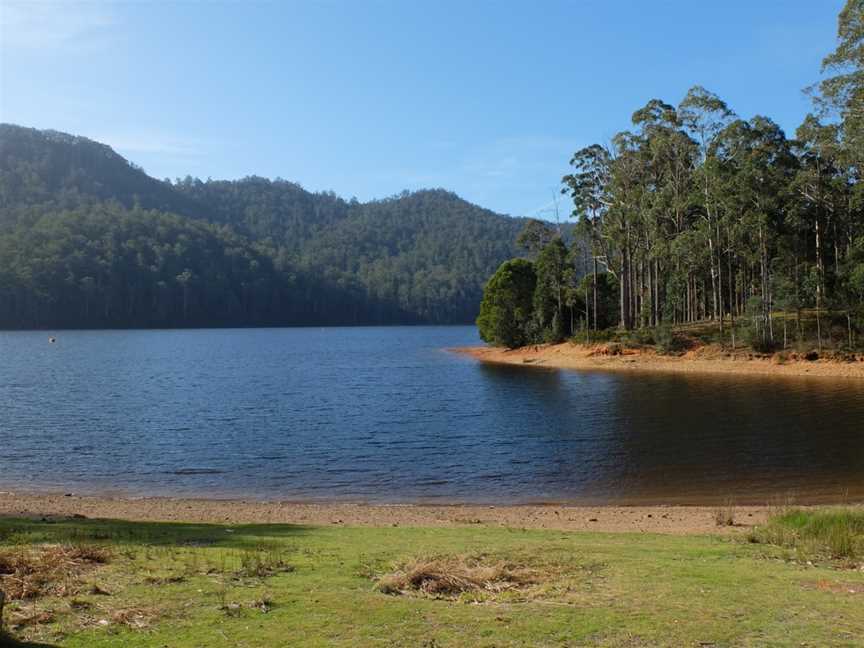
[
  {"x1": 747, "y1": 508, "x2": 864, "y2": 562},
  {"x1": 713, "y1": 500, "x2": 736, "y2": 527},
  {"x1": 477, "y1": 259, "x2": 537, "y2": 349},
  {"x1": 655, "y1": 324, "x2": 678, "y2": 354}
]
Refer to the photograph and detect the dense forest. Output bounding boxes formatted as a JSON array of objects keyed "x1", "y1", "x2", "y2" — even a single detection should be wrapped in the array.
[
  {"x1": 479, "y1": 0, "x2": 864, "y2": 352},
  {"x1": 0, "y1": 125, "x2": 532, "y2": 328}
]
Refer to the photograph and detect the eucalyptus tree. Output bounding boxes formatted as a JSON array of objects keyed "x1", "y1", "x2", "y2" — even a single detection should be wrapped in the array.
[
  {"x1": 814, "y1": 0, "x2": 864, "y2": 171},
  {"x1": 792, "y1": 116, "x2": 845, "y2": 346},
  {"x1": 565, "y1": 104, "x2": 698, "y2": 330},
  {"x1": 604, "y1": 131, "x2": 650, "y2": 330},
  {"x1": 714, "y1": 117, "x2": 798, "y2": 347},
  {"x1": 562, "y1": 144, "x2": 612, "y2": 330},
  {"x1": 837, "y1": 236, "x2": 864, "y2": 346},
  {"x1": 533, "y1": 237, "x2": 570, "y2": 342},
  {"x1": 679, "y1": 87, "x2": 735, "y2": 331},
  {"x1": 631, "y1": 98, "x2": 699, "y2": 327}
]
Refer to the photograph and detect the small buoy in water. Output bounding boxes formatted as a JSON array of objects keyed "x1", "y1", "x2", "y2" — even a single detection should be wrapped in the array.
[{"x1": 48, "y1": 336, "x2": 56, "y2": 343}]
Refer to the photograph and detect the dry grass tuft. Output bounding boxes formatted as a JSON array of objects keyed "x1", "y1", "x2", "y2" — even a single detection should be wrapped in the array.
[
  {"x1": 109, "y1": 605, "x2": 163, "y2": 629},
  {"x1": 143, "y1": 574, "x2": 186, "y2": 585},
  {"x1": 375, "y1": 554, "x2": 541, "y2": 598},
  {"x1": 8, "y1": 609, "x2": 56, "y2": 629},
  {"x1": 248, "y1": 596, "x2": 275, "y2": 613},
  {"x1": 0, "y1": 544, "x2": 112, "y2": 600},
  {"x1": 68, "y1": 598, "x2": 92, "y2": 611},
  {"x1": 236, "y1": 547, "x2": 294, "y2": 578},
  {"x1": 713, "y1": 500, "x2": 737, "y2": 527}
]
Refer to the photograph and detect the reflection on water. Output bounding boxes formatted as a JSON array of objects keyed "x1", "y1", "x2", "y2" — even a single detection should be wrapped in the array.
[{"x1": 1, "y1": 326, "x2": 863, "y2": 504}]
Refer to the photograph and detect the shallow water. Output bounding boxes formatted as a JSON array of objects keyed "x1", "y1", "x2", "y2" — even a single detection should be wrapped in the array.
[{"x1": 1, "y1": 326, "x2": 863, "y2": 504}]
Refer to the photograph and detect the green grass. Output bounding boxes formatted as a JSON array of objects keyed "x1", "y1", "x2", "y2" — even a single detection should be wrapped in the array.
[
  {"x1": 1, "y1": 516, "x2": 863, "y2": 647},
  {"x1": 748, "y1": 508, "x2": 864, "y2": 562}
]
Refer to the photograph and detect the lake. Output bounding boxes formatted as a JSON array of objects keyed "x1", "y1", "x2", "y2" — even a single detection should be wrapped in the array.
[{"x1": 1, "y1": 326, "x2": 863, "y2": 504}]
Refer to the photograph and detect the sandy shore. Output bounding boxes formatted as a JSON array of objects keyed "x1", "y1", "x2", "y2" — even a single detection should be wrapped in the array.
[
  {"x1": 452, "y1": 342, "x2": 864, "y2": 379},
  {"x1": 0, "y1": 491, "x2": 802, "y2": 535}
]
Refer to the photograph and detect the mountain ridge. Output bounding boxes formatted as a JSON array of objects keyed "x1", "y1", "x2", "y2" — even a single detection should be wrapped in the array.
[{"x1": 0, "y1": 123, "x2": 537, "y2": 328}]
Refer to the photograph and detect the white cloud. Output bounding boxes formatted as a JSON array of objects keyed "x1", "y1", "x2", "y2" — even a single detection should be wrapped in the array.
[
  {"x1": 461, "y1": 135, "x2": 575, "y2": 179},
  {"x1": 99, "y1": 132, "x2": 204, "y2": 158},
  {"x1": 0, "y1": 1, "x2": 117, "y2": 51}
]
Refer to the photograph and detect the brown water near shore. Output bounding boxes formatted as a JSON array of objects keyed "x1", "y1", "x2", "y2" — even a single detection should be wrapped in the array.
[{"x1": 449, "y1": 342, "x2": 864, "y2": 505}]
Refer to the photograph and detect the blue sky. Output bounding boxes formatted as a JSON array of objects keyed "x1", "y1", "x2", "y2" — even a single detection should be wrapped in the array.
[{"x1": 0, "y1": 0, "x2": 845, "y2": 218}]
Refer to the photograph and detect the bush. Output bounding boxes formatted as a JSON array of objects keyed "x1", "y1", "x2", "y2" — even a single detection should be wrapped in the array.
[
  {"x1": 655, "y1": 324, "x2": 678, "y2": 354},
  {"x1": 476, "y1": 259, "x2": 537, "y2": 348},
  {"x1": 740, "y1": 320, "x2": 777, "y2": 353}
]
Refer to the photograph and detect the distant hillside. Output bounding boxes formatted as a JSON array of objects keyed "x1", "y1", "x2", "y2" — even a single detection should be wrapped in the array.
[
  {"x1": 0, "y1": 124, "x2": 533, "y2": 328},
  {"x1": 0, "y1": 124, "x2": 200, "y2": 217}
]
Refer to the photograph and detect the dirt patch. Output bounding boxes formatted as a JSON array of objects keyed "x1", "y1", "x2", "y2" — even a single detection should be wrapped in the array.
[
  {"x1": 590, "y1": 343, "x2": 640, "y2": 357},
  {"x1": 108, "y1": 605, "x2": 163, "y2": 629},
  {"x1": 803, "y1": 579, "x2": 864, "y2": 595}
]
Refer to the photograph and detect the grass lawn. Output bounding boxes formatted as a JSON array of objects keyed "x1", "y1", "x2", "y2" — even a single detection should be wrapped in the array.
[{"x1": 1, "y1": 514, "x2": 862, "y2": 647}]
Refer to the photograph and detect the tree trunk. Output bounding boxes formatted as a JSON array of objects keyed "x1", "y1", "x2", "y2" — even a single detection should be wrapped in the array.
[
  {"x1": 619, "y1": 263, "x2": 627, "y2": 330},
  {"x1": 716, "y1": 220, "x2": 724, "y2": 334},
  {"x1": 592, "y1": 256, "x2": 598, "y2": 331},
  {"x1": 816, "y1": 307, "x2": 822, "y2": 352},
  {"x1": 622, "y1": 245, "x2": 633, "y2": 330},
  {"x1": 708, "y1": 231, "x2": 718, "y2": 322},
  {"x1": 758, "y1": 224, "x2": 771, "y2": 346},
  {"x1": 816, "y1": 212, "x2": 824, "y2": 321}
]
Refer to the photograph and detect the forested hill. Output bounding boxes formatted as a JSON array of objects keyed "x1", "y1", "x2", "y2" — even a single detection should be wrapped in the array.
[
  {"x1": 0, "y1": 124, "x2": 200, "y2": 217},
  {"x1": 0, "y1": 124, "x2": 529, "y2": 329}
]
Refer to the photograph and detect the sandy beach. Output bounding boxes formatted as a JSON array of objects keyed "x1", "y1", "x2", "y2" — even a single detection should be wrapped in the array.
[
  {"x1": 453, "y1": 342, "x2": 864, "y2": 379},
  {"x1": 0, "y1": 490, "x2": 811, "y2": 535}
]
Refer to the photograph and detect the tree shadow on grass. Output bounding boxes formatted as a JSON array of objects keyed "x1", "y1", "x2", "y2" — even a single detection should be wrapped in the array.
[
  {"x1": 0, "y1": 633, "x2": 59, "y2": 648},
  {"x1": 0, "y1": 516, "x2": 314, "y2": 550},
  {"x1": 0, "y1": 517, "x2": 315, "y2": 648}
]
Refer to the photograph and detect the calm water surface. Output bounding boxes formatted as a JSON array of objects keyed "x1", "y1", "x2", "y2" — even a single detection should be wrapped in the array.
[{"x1": 1, "y1": 326, "x2": 863, "y2": 504}]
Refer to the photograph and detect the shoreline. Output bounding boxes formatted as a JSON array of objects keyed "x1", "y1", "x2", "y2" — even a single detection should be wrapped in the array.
[
  {"x1": 1, "y1": 490, "x2": 861, "y2": 535},
  {"x1": 452, "y1": 342, "x2": 864, "y2": 379}
]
